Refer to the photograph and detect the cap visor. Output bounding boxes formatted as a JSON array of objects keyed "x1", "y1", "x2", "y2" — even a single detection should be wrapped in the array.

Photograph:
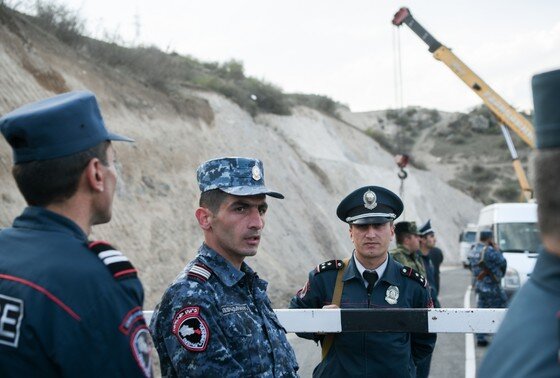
[
  {"x1": 351, "y1": 217, "x2": 392, "y2": 225},
  {"x1": 221, "y1": 186, "x2": 284, "y2": 199},
  {"x1": 107, "y1": 131, "x2": 134, "y2": 143}
]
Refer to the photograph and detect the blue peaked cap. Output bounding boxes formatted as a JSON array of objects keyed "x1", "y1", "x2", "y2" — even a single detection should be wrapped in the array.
[
  {"x1": 197, "y1": 157, "x2": 284, "y2": 199},
  {"x1": 337, "y1": 185, "x2": 403, "y2": 225},
  {"x1": 532, "y1": 69, "x2": 560, "y2": 149},
  {"x1": 0, "y1": 91, "x2": 133, "y2": 163},
  {"x1": 418, "y1": 220, "x2": 434, "y2": 236}
]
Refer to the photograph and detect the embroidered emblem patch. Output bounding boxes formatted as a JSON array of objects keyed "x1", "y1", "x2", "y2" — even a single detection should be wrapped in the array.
[
  {"x1": 385, "y1": 285, "x2": 399, "y2": 305},
  {"x1": 119, "y1": 306, "x2": 145, "y2": 334},
  {"x1": 131, "y1": 327, "x2": 153, "y2": 377},
  {"x1": 173, "y1": 306, "x2": 210, "y2": 352},
  {"x1": 0, "y1": 294, "x2": 24, "y2": 348}
]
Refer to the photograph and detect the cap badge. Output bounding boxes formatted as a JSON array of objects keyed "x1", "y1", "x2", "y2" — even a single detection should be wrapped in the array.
[
  {"x1": 251, "y1": 164, "x2": 262, "y2": 181},
  {"x1": 385, "y1": 285, "x2": 399, "y2": 305},
  {"x1": 363, "y1": 190, "x2": 377, "y2": 210}
]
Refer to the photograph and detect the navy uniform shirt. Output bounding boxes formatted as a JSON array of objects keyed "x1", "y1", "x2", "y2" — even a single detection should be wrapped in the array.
[
  {"x1": 289, "y1": 253, "x2": 436, "y2": 378},
  {"x1": 478, "y1": 247, "x2": 560, "y2": 377},
  {"x1": 150, "y1": 243, "x2": 299, "y2": 377},
  {"x1": 0, "y1": 207, "x2": 152, "y2": 377}
]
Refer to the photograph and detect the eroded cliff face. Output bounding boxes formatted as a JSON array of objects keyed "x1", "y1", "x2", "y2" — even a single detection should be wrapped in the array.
[{"x1": 0, "y1": 10, "x2": 481, "y2": 309}]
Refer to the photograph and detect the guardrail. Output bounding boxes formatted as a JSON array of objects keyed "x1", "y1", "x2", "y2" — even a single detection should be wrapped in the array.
[{"x1": 143, "y1": 308, "x2": 506, "y2": 333}]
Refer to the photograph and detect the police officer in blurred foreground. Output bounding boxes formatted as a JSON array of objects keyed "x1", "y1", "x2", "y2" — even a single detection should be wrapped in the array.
[
  {"x1": 469, "y1": 230, "x2": 507, "y2": 347},
  {"x1": 478, "y1": 69, "x2": 560, "y2": 377},
  {"x1": 150, "y1": 157, "x2": 298, "y2": 377},
  {"x1": 290, "y1": 186, "x2": 436, "y2": 377},
  {"x1": 0, "y1": 91, "x2": 152, "y2": 377},
  {"x1": 390, "y1": 221, "x2": 428, "y2": 278}
]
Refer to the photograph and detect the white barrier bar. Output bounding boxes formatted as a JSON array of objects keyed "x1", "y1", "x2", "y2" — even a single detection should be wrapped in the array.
[{"x1": 144, "y1": 308, "x2": 506, "y2": 334}]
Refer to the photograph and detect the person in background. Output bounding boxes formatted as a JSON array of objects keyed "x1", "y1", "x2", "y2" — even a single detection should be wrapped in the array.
[
  {"x1": 469, "y1": 230, "x2": 507, "y2": 347},
  {"x1": 0, "y1": 91, "x2": 152, "y2": 377},
  {"x1": 478, "y1": 69, "x2": 560, "y2": 377},
  {"x1": 390, "y1": 221, "x2": 427, "y2": 278},
  {"x1": 428, "y1": 246, "x2": 444, "y2": 293},
  {"x1": 150, "y1": 157, "x2": 298, "y2": 377},
  {"x1": 290, "y1": 185, "x2": 435, "y2": 377}
]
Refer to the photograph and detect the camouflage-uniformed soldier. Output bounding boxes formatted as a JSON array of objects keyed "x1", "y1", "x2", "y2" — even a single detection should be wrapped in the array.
[
  {"x1": 478, "y1": 69, "x2": 560, "y2": 377},
  {"x1": 290, "y1": 186, "x2": 436, "y2": 377},
  {"x1": 390, "y1": 221, "x2": 427, "y2": 277},
  {"x1": 470, "y1": 230, "x2": 507, "y2": 346},
  {"x1": 150, "y1": 157, "x2": 298, "y2": 377}
]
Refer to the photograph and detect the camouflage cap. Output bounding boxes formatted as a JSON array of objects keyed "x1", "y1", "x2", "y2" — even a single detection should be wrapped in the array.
[
  {"x1": 394, "y1": 221, "x2": 420, "y2": 236},
  {"x1": 196, "y1": 157, "x2": 284, "y2": 199}
]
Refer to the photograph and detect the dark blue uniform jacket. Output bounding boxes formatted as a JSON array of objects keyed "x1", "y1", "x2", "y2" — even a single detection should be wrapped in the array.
[
  {"x1": 290, "y1": 253, "x2": 436, "y2": 378},
  {"x1": 0, "y1": 207, "x2": 152, "y2": 377},
  {"x1": 478, "y1": 246, "x2": 560, "y2": 377}
]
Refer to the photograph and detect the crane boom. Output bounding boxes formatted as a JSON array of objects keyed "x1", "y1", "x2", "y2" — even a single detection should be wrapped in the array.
[
  {"x1": 392, "y1": 7, "x2": 535, "y2": 148},
  {"x1": 392, "y1": 7, "x2": 534, "y2": 201}
]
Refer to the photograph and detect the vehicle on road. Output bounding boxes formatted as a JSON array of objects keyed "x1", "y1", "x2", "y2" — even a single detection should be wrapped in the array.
[
  {"x1": 459, "y1": 223, "x2": 478, "y2": 268},
  {"x1": 477, "y1": 202, "x2": 540, "y2": 297}
]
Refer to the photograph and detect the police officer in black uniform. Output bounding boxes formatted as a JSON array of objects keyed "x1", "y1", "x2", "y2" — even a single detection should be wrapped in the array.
[
  {"x1": 290, "y1": 185, "x2": 436, "y2": 377},
  {"x1": 478, "y1": 69, "x2": 560, "y2": 377},
  {"x1": 0, "y1": 91, "x2": 153, "y2": 377}
]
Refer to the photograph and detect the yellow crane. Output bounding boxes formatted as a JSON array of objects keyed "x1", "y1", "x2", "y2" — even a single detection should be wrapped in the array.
[{"x1": 392, "y1": 7, "x2": 534, "y2": 201}]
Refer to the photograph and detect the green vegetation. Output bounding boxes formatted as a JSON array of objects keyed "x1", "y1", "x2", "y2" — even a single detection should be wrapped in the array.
[{"x1": 4, "y1": 1, "x2": 340, "y2": 117}]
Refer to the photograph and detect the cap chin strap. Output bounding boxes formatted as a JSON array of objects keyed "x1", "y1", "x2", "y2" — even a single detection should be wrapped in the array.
[{"x1": 346, "y1": 213, "x2": 396, "y2": 223}]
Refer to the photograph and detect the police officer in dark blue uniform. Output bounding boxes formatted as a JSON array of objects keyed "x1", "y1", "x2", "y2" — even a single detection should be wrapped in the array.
[
  {"x1": 290, "y1": 185, "x2": 436, "y2": 377},
  {"x1": 150, "y1": 157, "x2": 298, "y2": 377},
  {"x1": 478, "y1": 69, "x2": 560, "y2": 377},
  {"x1": 0, "y1": 91, "x2": 153, "y2": 377}
]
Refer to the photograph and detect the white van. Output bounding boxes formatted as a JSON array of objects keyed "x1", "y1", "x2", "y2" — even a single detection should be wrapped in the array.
[
  {"x1": 459, "y1": 223, "x2": 478, "y2": 268},
  {"x1": 477, "y1": 202, "x2": 540, "y2": 297}
]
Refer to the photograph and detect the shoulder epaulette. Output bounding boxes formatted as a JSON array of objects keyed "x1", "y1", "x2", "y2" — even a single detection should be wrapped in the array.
[
  {"x1": 88, "y1": 241, "x2": 138, "y2": 280},
  {"x1": 315, "y1": 259, "x2": 345, "y2": 274},
  {"x1": 187, "y1": 262, "x2": 212, "y2": 283},
  {"x1": 400, "y1": 266, "x2": 427, "y2": 287}
]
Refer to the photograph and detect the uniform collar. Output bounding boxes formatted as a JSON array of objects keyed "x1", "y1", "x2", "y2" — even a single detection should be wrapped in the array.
[
  {"x1": 344, "y1": 252, "x2": 398, "y2": 285},
  {"x1": 531, "y1": 245, "x2": 560, "y2": 294},
  {"x1": 13, "y1": 206, "x2": 87, "y2": 241},
  {"x1": 197, "y1": 243, "x2": 254, "y2": 287},
  {"x1": 353, "y1": 253, "x2": 388, "y2": 286},
  {"x1": 396, "y1": 243, "x2": 416, "y2": 256}
]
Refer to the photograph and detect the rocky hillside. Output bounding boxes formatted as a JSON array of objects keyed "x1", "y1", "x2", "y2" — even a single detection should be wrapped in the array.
[{"x1": 0, "y1": 5, "x2": 483, "y2": 309}]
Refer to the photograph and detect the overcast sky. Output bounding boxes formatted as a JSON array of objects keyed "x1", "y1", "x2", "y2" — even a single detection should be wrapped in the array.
[{"x1": 50, "y1": 0, "x2": 560, "y2": 113}]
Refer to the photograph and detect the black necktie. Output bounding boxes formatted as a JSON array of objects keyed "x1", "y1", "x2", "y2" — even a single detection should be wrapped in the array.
[{"x1": 363, "y1": 270, "x2": 378, "y2": 295}]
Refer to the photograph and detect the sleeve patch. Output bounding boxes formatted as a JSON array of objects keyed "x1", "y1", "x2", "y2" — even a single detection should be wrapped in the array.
[
  {"x1": 400, "y1": 266, "x2": 427, "y2": 287},
  {"x1": 130, "y1": 326, "x2": 154, "y2": 377},
  {"x1": 172, "y1": 306, "x2": 210, "y2": 352},
  {"x1": 296, "y1": 280, "x2": 310, "y2": 299},
  {"x1": 315, "y1": 259, "x2": 345, "y2": 274},
  {"x1": 88, "y1": 241, "x2": 138, "y2": 280}
]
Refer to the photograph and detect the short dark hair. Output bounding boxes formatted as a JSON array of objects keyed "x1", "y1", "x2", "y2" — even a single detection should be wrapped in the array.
[
  {"x1": 12, "y1": 141, "x2": 109, "y2": 207},
  {"x1": 535, "y1": 149, "x2": 560, "y2": 238},
  {"x1": 199, "y1": 189, "x2": 229, "y2": 213}
]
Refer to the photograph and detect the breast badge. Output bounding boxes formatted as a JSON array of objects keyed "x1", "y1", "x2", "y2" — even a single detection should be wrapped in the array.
[{"x1": 385, "y1": 285, "x2": 399, "y2": 305}]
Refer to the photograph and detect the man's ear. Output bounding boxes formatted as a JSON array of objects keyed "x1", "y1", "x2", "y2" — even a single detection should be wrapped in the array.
[
  {"x1": 85, "y1": 158, "x2": 104, "y2": 192},
  {"x1": 195, "y1": 207, "x2": 213, "y2": 230}
]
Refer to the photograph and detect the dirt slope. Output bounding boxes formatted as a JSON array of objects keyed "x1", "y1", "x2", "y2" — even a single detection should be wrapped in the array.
[{"x1": 0, "y1": 11, "x2": 481, "y2": 308}]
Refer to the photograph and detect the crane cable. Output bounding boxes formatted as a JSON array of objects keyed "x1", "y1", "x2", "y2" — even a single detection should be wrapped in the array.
[{"x1": 392, "y1": 26, "x2": 408, "y2": 215}]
